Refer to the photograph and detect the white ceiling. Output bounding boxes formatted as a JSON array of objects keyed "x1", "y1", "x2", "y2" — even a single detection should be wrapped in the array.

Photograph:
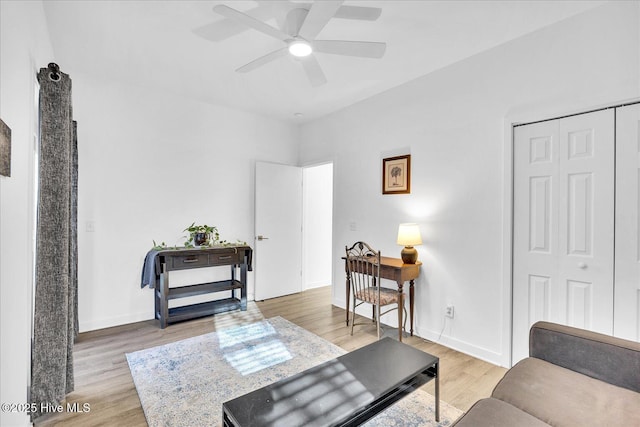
[{"x1": 42, "y1": 0, "x2": 604, "y2": 123}]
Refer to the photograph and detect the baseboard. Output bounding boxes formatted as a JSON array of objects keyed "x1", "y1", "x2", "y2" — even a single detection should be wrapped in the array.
[
  {"x1": 417, "y1": 326, "x2": 504, "y2": 366},
  {"x1": 334, "y1": 298, "x2": 346, "y2": 309},
  {"x1": 332, "y1": 298, "x2": 504, "y2": 366},
  {"x1": 80, "y1": 295, "x2": 260, "y2": 333},
  {"x1": 79, "y1": 311, "x2": 153, "y2": 333},
  {"x1": 304, "y1": 281, "x2": 329, "y2": 290}
]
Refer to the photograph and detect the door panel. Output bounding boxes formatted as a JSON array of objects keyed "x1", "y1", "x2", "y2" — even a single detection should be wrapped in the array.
[
  {"x1": 567, "y1": 173, "x2": 592, "y2": 255},
  {"x1": 514, "y1": 120, "x2": 559, "y2": 362},
  {"x1": 513, "y1": 109, "x2": 615, "y2": 363},
  {"x1": 557, "y1": 111, "x2": 614, "y2": 332},
  {"x1": 529, "y1": 176, "x2": 552, "y2": 253},
  {"x1": 255, "y1": 161, "x2": 302, "y2": 301},
  {"x1": 615, "y1": 103, "x2": 640, "y2": 341}
]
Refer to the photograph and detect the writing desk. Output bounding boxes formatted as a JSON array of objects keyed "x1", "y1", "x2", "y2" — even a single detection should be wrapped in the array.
[{"x1": 343, "y1": 256, "x2": 421, "y2": 338}]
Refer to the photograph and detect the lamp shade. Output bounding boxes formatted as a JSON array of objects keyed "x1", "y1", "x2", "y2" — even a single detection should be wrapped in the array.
[{"x1": 397, "y1": 223, "x2": 422, "y2": 246}]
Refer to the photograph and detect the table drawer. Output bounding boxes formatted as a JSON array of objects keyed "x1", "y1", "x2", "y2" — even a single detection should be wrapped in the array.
[
  {"x1": 210, "y1": 252, "x2": 240, "y2": 265},
  {"x1": 171, "y1": 253, "x2": 209, "y2": 269}
]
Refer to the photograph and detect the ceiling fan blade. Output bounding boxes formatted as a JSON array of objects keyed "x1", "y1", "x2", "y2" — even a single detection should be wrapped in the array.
[
  {"x1": 193, "y1": 21, "x2": 247, "y2": 43},
  {"x1": 299, "y1": 55, "x2": 327, "y2": 87},
  {"x1": 313, "y1": 40, "x2": 386, "y2": 58},
  {"x1": 335, "y1": 5, "x2": 382, "y2": 21},
  {"x1": 213, "y1": 4, "x2": 290, "y2": 42},
  {"x1": 236, "y1": 48, "x2": 289, "y2": 73},
  {"x1": 196, "y1": 5, "x2": 278, "y2": 42},
  {"x1": 298, "y1": 1, "x2": 344, "y2": 40}
]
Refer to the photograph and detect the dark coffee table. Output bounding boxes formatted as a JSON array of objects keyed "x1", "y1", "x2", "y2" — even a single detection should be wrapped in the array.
[{"x1": 222, "y1": 337, "x2": 440, "y2": 427}]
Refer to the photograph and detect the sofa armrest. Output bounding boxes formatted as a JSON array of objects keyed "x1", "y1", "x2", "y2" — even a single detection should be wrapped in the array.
[{"x1": 529, "y1": 321, "x2": 640, "y2": 393}]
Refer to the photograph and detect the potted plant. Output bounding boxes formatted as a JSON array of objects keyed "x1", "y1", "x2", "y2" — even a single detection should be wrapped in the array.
[{"x1": 184, "y1": 223, "x2": 219, "y2": 247}]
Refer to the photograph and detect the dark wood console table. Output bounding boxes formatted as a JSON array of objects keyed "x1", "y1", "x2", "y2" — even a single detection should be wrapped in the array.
[
  {"x1": 222, "y1": 337, "x2": 439, "y2": 426},
  {"x1": 343, "y1": 256, "x2": 421, "y2": 337},
  {"x1": 142, "y1": 245, "x2": 252, "y2": 328}
]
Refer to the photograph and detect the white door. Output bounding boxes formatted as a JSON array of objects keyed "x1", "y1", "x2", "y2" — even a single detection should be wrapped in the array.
[
  {"x1": 512, "y1": 109, "x2": 615, "y2": 363},
  {"x1": 255, "y1": 161, "x2": 303, "y2": 300},
  {"x1": 615, "y1": 103, "x2": 640, "y2": 341}
]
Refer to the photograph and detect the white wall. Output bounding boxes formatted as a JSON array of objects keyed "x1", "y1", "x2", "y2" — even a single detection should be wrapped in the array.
[
  {"x1": 2, "y1": 9, "x2": 638, "y2": 421},
  {"x1": 302, "y1": 163, "x2": 333, "y2": 290},
  {"x1": 73, "y1": 73, "x2": 299, "y2": 331},
  {"x1": 0, "y1": 2, "x2": 55, "y2": 426},
  {"x1": 299, "y1": 1, "x2": 640, "y2": 366}
]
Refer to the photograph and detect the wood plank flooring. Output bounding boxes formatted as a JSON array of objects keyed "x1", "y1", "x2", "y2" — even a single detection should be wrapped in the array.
[{"x1": 36, "y1": 286, "x2": 506, "y2": 426}]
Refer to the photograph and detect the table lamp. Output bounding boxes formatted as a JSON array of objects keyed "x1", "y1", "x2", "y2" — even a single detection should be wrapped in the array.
[{"x1": 397, "y1": 223, "x2": 422, "y2": 264}]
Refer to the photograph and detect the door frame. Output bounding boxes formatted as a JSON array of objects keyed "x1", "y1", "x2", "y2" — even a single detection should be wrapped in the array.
[
  {"x1": 301, "y1": 161, "x2": 334, "y2": 292},
  {"x1": 253, "y1": 160, "x2": 335, "y2": 301}
]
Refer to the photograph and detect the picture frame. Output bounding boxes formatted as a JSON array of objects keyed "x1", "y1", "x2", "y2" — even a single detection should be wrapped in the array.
[
  {"x1": 382, "y1": 154, "x2": 411, "y2": 194},
  {"x1": 0, "y1": 118, "x2": 10, "y2": 177}
]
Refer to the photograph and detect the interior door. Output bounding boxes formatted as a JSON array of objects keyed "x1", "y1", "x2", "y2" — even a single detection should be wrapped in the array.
[
  {"x1": 512, "y1": 109, "x2": 615, "y2": 363},
  {"x1": 614, "y1": 103, "x2": 640, "y2": 341},
  {"x1": 513, "y1": 118, "x2": 559, "y2": 363},
  {"x1": 254, "y1": 161, "x2": 303, "y2": 300}
]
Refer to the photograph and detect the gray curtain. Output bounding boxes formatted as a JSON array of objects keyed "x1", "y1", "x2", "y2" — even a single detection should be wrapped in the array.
[{"x1": 31, "y1": 65, "x2": 78, "y2": 421}]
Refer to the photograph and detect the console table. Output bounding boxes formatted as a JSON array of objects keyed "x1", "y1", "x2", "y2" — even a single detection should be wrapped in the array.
[
  {"x1": 222, "y1": 337, "x2": 439, "y2": 427},
  {"x1": 142, "y1": 245, "x2": 252, "y2": 328},
  {"x1": 343, "y1": 256, "x2": 421, "y2": 337}
]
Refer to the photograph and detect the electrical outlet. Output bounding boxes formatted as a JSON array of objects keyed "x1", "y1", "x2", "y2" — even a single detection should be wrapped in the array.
[{"x1": 445, "y1": 305, "x2": 454, "y2": 319}]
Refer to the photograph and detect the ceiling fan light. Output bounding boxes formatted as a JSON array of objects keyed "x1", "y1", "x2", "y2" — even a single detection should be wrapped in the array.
[{"x1": 289, "y1": 41, "x2": 312, "y2": 57}]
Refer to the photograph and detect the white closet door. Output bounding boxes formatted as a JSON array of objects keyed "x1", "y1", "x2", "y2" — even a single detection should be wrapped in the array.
[
  {"x1": 512, "y1": 109, "x2": 615, "y2": 363},
  {"x1": 513, "y1": 119, "x2": 560, "y2": 363},
  {"x1": 615, "y1": 103, "x2": 640, "y2": 341}
]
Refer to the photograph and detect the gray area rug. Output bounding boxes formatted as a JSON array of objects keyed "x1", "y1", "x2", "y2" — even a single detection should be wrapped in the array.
[{"x1": 126, "y1": 316, "x2": 462, "y2": 426}]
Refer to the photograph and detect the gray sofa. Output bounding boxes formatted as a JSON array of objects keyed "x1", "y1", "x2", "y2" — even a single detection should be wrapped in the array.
[{"x1": 454, "y1": 321, "x2": 640, "y2": 426}]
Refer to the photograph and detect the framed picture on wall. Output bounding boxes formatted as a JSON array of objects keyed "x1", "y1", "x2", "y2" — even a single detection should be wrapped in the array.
[
  {"x1": 382, "y1": 154, "x2": 410, "y2": 194},
  {"x1": 0, "y1": 118, "x2": 10, "y2": 177}
]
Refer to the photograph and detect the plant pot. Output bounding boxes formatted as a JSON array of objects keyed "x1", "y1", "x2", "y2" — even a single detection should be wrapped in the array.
[{"x1": 193, "y1": 232, "x2": 209, "y2": 247}]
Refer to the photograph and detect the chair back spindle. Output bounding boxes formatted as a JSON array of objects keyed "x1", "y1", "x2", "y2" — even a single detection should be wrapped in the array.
[{"x1": 345, "y1": 242, "x2": 381, "y2": 306}]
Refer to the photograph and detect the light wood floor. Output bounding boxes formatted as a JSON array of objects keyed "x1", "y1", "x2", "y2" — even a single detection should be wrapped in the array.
[{"x1": 36, "y1": 286, "x2": 506, "y2": 426}]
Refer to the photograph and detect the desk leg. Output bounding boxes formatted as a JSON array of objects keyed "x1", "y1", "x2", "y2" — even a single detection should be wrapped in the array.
[
  {"x1": 435, "y1": 361, "x2": 440, "y2": 422},
  {"x1": 397, "y1": 282, "x2": 404, "y2": 342},
  {"x1": 240, "y1": 263, "x2": 247, "y2": 310},
  {"x1": 410, "y1": 279, "x2": 415, "y2": 336},
  {"x1": 159, "y1": 264, "x2": 169, "y2": 329},
  {"x1": 345, "y1": 270, "x2": 351, "y2": 326}
]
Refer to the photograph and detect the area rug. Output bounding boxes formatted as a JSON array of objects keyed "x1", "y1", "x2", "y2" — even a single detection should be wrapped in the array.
[
  {"x1": 211, "y1": 301, "x2": 264, "y2": 331},
  {"x1": 126, "y1": 317, "x2": 462, "y2": 426}
]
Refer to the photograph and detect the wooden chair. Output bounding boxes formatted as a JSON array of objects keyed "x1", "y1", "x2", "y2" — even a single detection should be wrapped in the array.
[{"x1": 345, "y1": 241, "x2": 406, "y2": 341}]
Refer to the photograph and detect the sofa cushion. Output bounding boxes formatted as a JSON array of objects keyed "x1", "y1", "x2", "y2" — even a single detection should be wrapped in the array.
[
  {"x1": 492, "y1": 357, "x2": 640, "y2": 427},
  {"x1": 453, "y1": 398, "x2": 549, "y2": 426}
]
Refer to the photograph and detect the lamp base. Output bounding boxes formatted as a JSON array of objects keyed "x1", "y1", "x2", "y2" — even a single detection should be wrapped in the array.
[{"x1": 401, "y1": 246, "x2": 418, "y2": 264}]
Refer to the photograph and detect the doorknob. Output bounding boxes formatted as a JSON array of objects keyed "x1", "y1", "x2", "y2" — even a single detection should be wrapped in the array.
[
  {"x1": 577, "y1": 262, "x2": 587, "y2": 269},
  {"x1": 257, "y1": 235, "x2": 269, "y2": 241}
]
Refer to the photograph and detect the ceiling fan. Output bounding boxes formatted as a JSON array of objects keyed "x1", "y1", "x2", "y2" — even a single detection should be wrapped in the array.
[{"x1": 212, "y1": 1, "x2": 386, "y2": 87}]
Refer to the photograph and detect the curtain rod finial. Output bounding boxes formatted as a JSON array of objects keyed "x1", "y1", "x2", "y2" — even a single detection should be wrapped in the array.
[{"x1": 48, "y1": 63, "x2": 61, "y2": 81}]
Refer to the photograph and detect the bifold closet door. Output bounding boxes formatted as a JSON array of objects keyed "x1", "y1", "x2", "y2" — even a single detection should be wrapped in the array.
[
  {"x1": 512, "y1": 109, "x2": 615, "y2": 363},
  {"x1": 615, "y1": 103, "x2": 640, "y2": 341}
]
